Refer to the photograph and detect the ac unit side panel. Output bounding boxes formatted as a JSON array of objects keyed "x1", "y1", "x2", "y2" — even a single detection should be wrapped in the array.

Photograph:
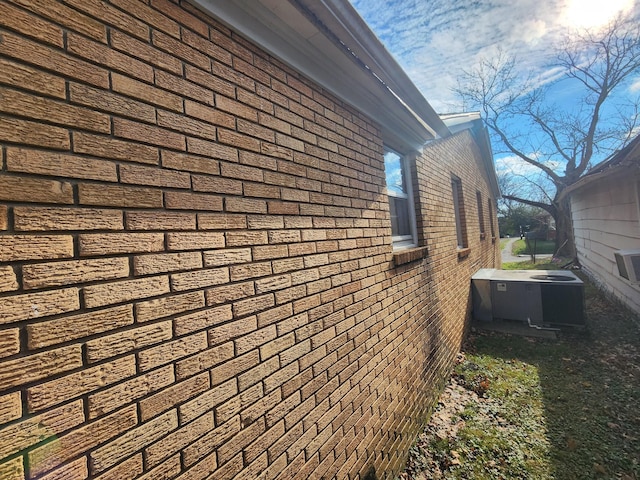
[
  {"x1": 540, "y1": 284, "x2": 586, "y2": 326},
  {"x1": 490, "y1": 281, "x2": 543, "y2": 325}
]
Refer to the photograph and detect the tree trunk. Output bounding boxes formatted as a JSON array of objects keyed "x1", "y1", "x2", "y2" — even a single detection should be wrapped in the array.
[{"x1": 553, "y1": 196, "x2": 576, "y2": 258}]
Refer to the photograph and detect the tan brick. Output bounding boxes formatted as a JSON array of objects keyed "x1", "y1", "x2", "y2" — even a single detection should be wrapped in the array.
[
  {"x1": 27, "y1": 356, "x2": 136, "y2": 412},
  {"x1": 86, "y1": 322, "x2": 172, "y2": 363},
  {"x1": 114, "y1": 117, "x2": 185, "y2": 150},
  {"x1": 110, "y1": 30, "x2": 181, "y2": 74},
  {"x1": 256, "y1": 303, "x2": 293, "y2": 328},
  {"x1": 146, "y1": 413, "x2": 214, "y2": 468},
  {"x1": 112, "y1": 73, "x2": 182, "y2": 113},
  {"x1": 35, "y1": 457, "x2": 88, "y2": 480},
  {"x1": 0, "y1": 205, "x2": 6, "y2": 230},
  {"x1": 139, "y1": 372, "x2": 209, "y2": 422},
  {"x1": 92, "y1": 453, "x2": 142, "y2": 480},
  {"x1": 0, "y1": 87, "x2": 110, "y2": 133},
  {"x1": 0, "y1": 1, "x2": 63, "y2": 46},
  {"x1": 216, "y1": 96, "x2": 257, "y2": 122},
  {"x1": 185, "y1": 100, "x2": 235, "y2": 129},
  {"x1": 0, "y1": 30, "x2": 108, "y2": 88},
  {"x1": 0, "y1": 391, "x2": 21, "y2": 424},
  {"x1": 137, "y1": 454, "x2": 181, "y2": 480},
  {"x1": 1, "y1": 346, "x2": 81, "y2": 392},
  {"x1": 170, "y1": 267, "x2": 229, "y2": 291},
  {"x1": 0, "y1": 456, "x2": 23, "y2": 480},
  {"x1": 255, "y1": 274, "x2": 293, "y2": 294},
  {"x1": 0, "y1": 328, "x2": 20, "y2": 359},
  {"x1": 203, "y1": 248, "x2": 252, "y2": 267},
  {"x1": 79, "y1": 233, "x2": 165, "y2": 256},
  {"x1": 175, "y1": 342, "x2": 234, "y2": 381},
  {"x1": 155, "y1": 70, "x2": 213, "y2": 105},
  {"x1": 198, "y1": 213, "x2": 247, "y2": 230},
  {"x1": 28, "y1": 305, "x2": 134, "y2": 349},
  {"x1": 0, "y1": 175, "x2": 73, "y2": 204},
  {"x1": 133, "y1": 252, "x2": 202, "y2": 276},
  {"x1": 216, "y1": 418, "x2": 266, "y2": 465},
  {"x1": 67, "y1": 32, "x2": 152, "y2": 82},
  {"x1": 0, "y1": 234, "x2": 73, "y2": 262},
  {"x1": 9, "y1": 0, "x2": 105, "y2": 41},
  {"x1": 174, "y1": 304, "x2": 233, "y2": 336},
  {"x1": 205, "y1": 281, "x2": 255, "y2": 305},
  {"x1": 121, "y1": 164, "x2": 192, "y2": 189},
  {"x1": 185, "y1": 64, "x2": 235, "y2": 98},
  {"x1": 254, "y1": 245, "x2": 289, "y2": 262},
  {"x1": 243, "y1": 182, "x2": 281, "y2": 199},
  {"x1": 232, "y1": 294, "x2": 275, "y2": 318},
  {"x1": 137, "y1": 332, "x2": 208, "y2": 372},
  {"x1": 152, "y1": 0, "x2": 208, "y2": 36},
  {"x1": 161, "y1": 151, "x2": 219, "y2": 175},
  {"x1": 0, "y1": 288, "x2": 79, "y2": 326},
  {"x1": 208, "y1": 318, "x2": 258, "y2": 351},
  {"x1": 79, "y1": 183, "x2": 163, "y2": 208},
  {"x1": 69, "y1": 82, "x2": 156, "y2": 123},
  {"x1": 14, "y1": 206, "x2": 123, "y2": 231},
  {"x1": 90, "y1": 410, "x2": 178, "y2": 474},
  {"x1": 235, "y1": 325, "x2": 277, "y2": 356},
  {"x1": 187, "y1": 137, "x2": 238, "y2": 162},
  {"x1": 226, "y1": 197, "x2": 268, "y2": 214},
  {"x1": 167, "y1": 232, "x2": 225, "y2": 251},
  {"x1": 151, "y1": 29, "x2": 209, "y2": 70},
  {"x1": 84, "y1": 275, "x2": 170, "y2": 308},
  {"x1": 23, "y1": 257, "x2": 129, "y2": 290},
  {"x1": 0, "y1": 58, "x2": 64, "y2": 99},
  {"x1": 230, "y1": 261, "x2": 272, "y2": 281},
  {"x1": 226, "y1": 231, "x2": 268, "y2": 247},
  {"x1": 126, "y1": 211, "x2": 196, "y2": 231},
  {"x1": 64, "y1": 0, "x2": 148, "y2": 39},
  {"x1": 192, "y1": 175, "x2": 242, "y2": 195},
  {"x1": 218, "y1": 128, "x2": 262, "y2": 153},
  {"x1": 111, "y1": 0, "x2": 180, "y2": 38},
  {"x1": 135, "y1": 291, "x2": 205, "y2": 323},
  {"x1": 7, "y1": 147, "x2": 116, "y2": 181},
  {"x1": 0, "y1": 399, "x2": 84, "y2": 460},
  {"x1": 157, "y1": 109, "x2": 216, "y2": 140},
  {"x1": 73, "y1": 132, "x2": 159, "y2": 165},
  {"x1": 182, "y1": 416, "x2": 240, "y2": 467},
  {"x1": 165, "y1": 191, "x2": 223, "y2": 211},
  {"x1": 0, "y1": 266, "x2": 18, "y2": 293},
  {"x1": 88, "y1": 365, "x2": 175, "y2": 419}
]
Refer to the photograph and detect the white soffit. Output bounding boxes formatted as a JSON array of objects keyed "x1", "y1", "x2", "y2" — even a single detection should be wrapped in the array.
[{"x1": 191, "y1": 0, "x2": 447, "y2": 151}]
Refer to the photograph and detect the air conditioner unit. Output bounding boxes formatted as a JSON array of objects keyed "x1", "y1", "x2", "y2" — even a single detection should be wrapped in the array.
[
  {"x1": 614, "y1": 249, "x2": 640, "y2": 283},
  {"x1": 471, "y1": 269, "x2": 585, "y2": 328}
]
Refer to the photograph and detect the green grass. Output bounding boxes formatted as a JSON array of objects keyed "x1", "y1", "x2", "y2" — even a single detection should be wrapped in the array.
[
  {"x1": 400, "y1": 273, "x2": 640, "y2": 479},
  {"x1": 512, "y1": 239, "x2": 556, "y2": 255}
]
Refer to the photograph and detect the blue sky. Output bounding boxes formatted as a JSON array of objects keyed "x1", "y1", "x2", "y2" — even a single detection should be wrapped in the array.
[
  {"x1": 349, "y1": 0, "x2": 640, "y2": 184},
  {"x1": 349, "y1": 0, "x2": 639, "y2": 112}
]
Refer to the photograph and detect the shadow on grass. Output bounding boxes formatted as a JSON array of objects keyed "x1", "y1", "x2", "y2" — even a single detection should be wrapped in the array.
[{"x1": 469, "y1": 275, "x2": 640, "y2": 479}]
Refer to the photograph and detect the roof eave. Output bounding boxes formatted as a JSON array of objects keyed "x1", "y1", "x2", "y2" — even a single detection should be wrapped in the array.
[{"x1": 190, "y1": 0, "x2": 449, "y2": 151}]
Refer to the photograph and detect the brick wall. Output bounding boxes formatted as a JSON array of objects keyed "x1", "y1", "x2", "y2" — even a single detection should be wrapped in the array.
[{"x1": 0, "y1": 1, "x2": 499, "y2": 479}]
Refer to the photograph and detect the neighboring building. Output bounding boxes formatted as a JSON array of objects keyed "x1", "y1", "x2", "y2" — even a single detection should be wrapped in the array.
[
  {"x1": 0, "y1": 1, "x2": 500, "y2": 479},
  {"x1": 563, "y1": 135, "x2": 640, "y2": 316}
]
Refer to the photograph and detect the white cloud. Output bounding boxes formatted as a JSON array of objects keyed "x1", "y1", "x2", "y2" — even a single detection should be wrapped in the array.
[
  {"x1": 349, "y1": 0, "x2": 640, "y2": 111},
  {"x1": 630, "y1": 77, "x2": 640, "y2": 92}
]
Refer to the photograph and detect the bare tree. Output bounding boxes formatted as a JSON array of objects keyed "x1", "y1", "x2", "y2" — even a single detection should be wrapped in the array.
[{"x1": 455, "y1": 14, "x2": 640, "y2": 257}]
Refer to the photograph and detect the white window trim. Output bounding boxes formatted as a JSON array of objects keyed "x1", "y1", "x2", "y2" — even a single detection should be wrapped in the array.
[{"x1": 385, "y1": 149, "x2": 418, "y2": 250}]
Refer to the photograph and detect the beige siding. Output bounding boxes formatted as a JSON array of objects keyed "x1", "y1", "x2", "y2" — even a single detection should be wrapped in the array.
[{"x1": 571, "y1": 174, "x2": 640, "y2": 314}]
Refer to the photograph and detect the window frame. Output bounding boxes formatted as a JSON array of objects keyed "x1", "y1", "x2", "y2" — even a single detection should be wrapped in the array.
[
  {"x1": 384, "y1": 148, "x2": 418, "y2": 250},
  {"x1": 451, "y1": 176, "x2": 468, "y2": 249},
  {"x1": 476, "y1": 191, "x2": 486, "y2": 238}
]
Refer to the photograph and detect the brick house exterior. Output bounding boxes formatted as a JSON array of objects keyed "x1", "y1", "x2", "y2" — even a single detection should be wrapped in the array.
[{"x1": 0, "y1": 1, "x2": 500, "y2": 479}]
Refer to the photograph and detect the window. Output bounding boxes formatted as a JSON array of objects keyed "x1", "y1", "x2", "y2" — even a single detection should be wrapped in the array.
[
  {"x1": 384, "y1": 149, "x2": 417, "y2": 249},
  {"x1": 476, "y1": 191, "x2": 485, "y2": 238},
  {"x1": 451, "y1": 176, "x2": 467, "y2": 249},
  {"x1": 488, "y1": 199, "x2": 496, "y2": 238}
]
